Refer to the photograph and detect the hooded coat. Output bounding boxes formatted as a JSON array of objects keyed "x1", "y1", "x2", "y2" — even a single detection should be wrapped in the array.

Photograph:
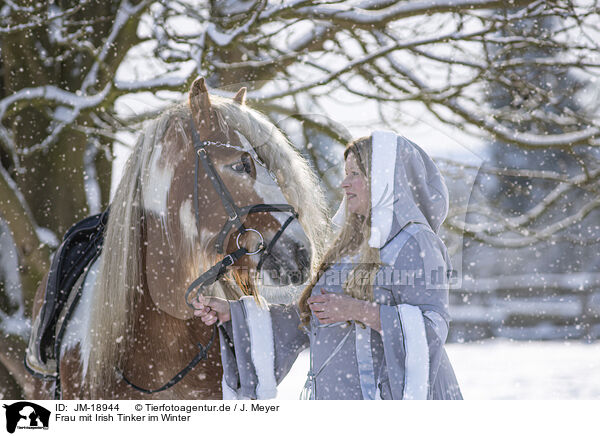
[{"x1": 218, "y1": 131, "x2": 463, "y2": 400}]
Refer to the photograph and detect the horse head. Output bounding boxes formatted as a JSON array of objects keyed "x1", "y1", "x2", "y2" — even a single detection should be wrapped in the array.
[{"x1": 140, "y1": 77, "x2": 327, "y2": 318}]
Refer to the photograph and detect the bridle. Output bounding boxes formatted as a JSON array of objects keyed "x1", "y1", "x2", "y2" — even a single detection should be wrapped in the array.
[
  {"x1": 120, "y1": 116, "x2": 300, "y2": 394},
  {"x1": 183, "y1": 117, "x2": 299, "y2": 307}
]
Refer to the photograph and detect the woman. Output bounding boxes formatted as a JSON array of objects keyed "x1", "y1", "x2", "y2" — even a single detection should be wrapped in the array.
[{"x1": 194, "y1": 131, "x2": 463, "y2": 400}]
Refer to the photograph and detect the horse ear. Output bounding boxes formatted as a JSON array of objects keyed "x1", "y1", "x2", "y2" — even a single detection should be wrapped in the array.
[
  {"x1": 189, "y1": 77, "x2": 213, "y2": 129},
  {"x1": 233, "y1": 87, "x2": 247, "y2": 105}
]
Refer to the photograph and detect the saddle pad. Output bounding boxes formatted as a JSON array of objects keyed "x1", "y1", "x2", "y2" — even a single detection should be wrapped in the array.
[{"x1": 25, "y1": 209, "x2": 109, "y2": 378}]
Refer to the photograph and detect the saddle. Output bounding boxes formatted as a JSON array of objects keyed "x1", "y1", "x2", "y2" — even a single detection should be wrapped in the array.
[{"x1": 25, "y1": 209, "x2": 109, "y2": 380}]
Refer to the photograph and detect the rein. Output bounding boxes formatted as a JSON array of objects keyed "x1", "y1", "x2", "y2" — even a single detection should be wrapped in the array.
[
  {"x1": 121, "y1": 116, "x2": 300, "y2": 395},
  {"x1": 119, "y1": 326, "x2": 217, "y2": 394}
]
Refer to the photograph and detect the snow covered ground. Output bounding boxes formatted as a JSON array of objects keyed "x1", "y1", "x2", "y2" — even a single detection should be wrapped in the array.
[{"x1": 276, "y1": 339, "x2": 600, "y2": 400}]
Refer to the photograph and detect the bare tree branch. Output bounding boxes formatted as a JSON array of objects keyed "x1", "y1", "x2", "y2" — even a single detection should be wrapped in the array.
[{"x1": 293, "y1": 0, "x2": 539, "y2": 26}]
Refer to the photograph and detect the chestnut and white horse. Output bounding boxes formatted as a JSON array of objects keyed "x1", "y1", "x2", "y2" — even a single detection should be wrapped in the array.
[{"x1": 30, "y1": 78, "x2": 328, "y2": 399}]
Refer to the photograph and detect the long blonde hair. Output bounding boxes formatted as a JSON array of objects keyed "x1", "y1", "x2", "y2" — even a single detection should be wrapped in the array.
[{"x1": 299, "y1": 136, "x2": 381, "y2": 325}]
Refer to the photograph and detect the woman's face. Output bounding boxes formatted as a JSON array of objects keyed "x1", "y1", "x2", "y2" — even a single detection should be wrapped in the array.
[{"x1": 342, "y1": 152, "x2": 369, "y2": 216}]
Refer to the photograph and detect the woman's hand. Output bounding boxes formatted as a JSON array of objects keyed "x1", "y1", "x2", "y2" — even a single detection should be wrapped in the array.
[
  {"x1": 192, "y1": 295, "x2": 231, "y2": 325},
  {"x1": 308, "y1": 289, "x2": 359, "y2": 324},
  {"x1": 307, "y1": 289, "x2": 381, "y2": 332}
]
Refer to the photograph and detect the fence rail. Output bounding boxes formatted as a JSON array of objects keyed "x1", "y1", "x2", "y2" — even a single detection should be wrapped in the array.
[{"x1": 448, "y1": 273, "x2": 600, "y2": 342}]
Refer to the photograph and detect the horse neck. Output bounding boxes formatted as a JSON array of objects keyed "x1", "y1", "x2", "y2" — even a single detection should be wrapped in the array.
[
  {"x1": 120, "y1": 280, "x2": 218, "y2": 389},
  {"x1": 130, "y1": 280, "x2": 213, "y2": 358}
]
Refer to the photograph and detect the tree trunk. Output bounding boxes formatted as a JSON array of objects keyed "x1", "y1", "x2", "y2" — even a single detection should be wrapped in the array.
[{"x1": 0, "y1": 0, "x2": 146, "y2": 399}]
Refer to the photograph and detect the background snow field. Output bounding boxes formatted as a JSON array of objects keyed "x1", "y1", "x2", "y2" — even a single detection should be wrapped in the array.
[{"x1": 276, "y1": 340, "x2": 600, "y2": 400}]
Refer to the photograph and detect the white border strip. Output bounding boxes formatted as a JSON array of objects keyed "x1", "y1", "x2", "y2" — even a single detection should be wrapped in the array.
[
  {"x1": 398, "y1": 304, "x2": 429, "y2": 399},
  {"x1": 241, "y1": 296, "x2": 277, "y2": 399},
  {"x1": 369, "y1": 130, "x2": 397, "y2": 248}
]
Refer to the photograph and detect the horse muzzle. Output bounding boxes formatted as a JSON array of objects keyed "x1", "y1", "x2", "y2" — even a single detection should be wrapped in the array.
[{"x1": 257, "y1": 234, "x2": 311, "y2": 287}]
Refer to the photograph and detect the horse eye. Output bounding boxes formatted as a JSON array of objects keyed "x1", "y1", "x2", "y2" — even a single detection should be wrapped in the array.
[
  {"x1": 231, "y1": 162, "x2": 245, "y2": 173},
  {"x1": 230, "y1": 153, "x2": 253, "y2": 174},
  {"x1": 241, "y1": 153, "x2": 253, "y2": 173}
]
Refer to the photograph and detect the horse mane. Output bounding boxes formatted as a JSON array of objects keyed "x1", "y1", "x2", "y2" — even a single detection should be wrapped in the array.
[
  {"x1": 84, "y1": 111, "x2": 168, "y2": 395},
  {"x1": 85, "y1": 98, "x2": 330, "y2": 396}
]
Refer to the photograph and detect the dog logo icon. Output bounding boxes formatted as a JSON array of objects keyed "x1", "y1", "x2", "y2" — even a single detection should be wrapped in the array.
[{"x1": 3, "y1": 402, "x2": 50, "y2": 433}]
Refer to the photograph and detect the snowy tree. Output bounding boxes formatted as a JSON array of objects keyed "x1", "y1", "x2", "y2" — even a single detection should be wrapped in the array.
[
  {"x1": 0, "y1": 0, "x2": 147, "y2": 398},
  {"x1": 0, "y1": 0, "x2": 599, "y2": 398},
  {"x1": 445, "y1": 8, "x2": 600, "y2": 341}
]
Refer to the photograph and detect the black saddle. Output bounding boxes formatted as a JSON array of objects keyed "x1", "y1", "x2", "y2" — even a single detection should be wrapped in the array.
[{"x1": 25, "y1": 209, "x2": 109, "y2": 382}]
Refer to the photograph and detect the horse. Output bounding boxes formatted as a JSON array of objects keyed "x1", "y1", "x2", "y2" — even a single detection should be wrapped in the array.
[{"x1": 28, "y1": 77, "x2": 329, "y2": 399}]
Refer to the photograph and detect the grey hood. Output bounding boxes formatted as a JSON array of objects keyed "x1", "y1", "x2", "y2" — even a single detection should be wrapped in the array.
[{"x1": 334, "y1": 130, "x2": 449, "y2": 248}]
